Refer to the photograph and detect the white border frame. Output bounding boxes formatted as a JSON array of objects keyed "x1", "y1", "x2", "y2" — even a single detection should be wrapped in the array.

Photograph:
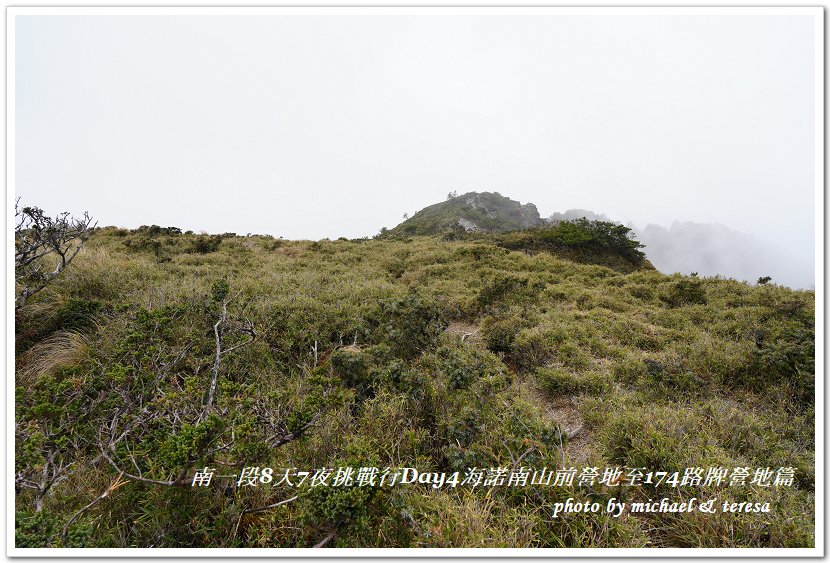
[{"x1": 5, "y1": 6, "x2": 824, "y2": 558}]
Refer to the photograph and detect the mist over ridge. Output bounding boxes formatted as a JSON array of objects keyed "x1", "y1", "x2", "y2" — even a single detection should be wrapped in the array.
[
  {"x1": 550, "y1": 208, "x2": 813, "y2": 290},
  {"x1": 385, "y1": 193, "x2": 813, "y2": 290}
]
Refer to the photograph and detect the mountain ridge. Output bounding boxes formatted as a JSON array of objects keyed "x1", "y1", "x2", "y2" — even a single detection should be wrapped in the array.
[
  {"x1": 380, "y1": 192, "x2": 649, "y2": 273},
  {"x1": 384, "y1": 192, "x2": 546, "y2": 237}
]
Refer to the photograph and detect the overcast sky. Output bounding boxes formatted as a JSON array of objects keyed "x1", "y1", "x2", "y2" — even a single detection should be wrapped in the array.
[{"x1": 15, "y1": 13, "x2": 818, "y2": 285}]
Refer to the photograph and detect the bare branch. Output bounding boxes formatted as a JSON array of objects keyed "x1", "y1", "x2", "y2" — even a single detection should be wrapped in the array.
[
  {"x1": 220, "y1": 319, "x2": 256, "y2": 356},
  {"x1": 15, "y1": 203, "x2": 95, "y2": 309},
  {"x1": 461, "y1": 328, "x2": 480, "y2": 342},
  {"x1": 205, "y1": 299, "x2": 229, "y2": 412},
  {"x1": 314, "y1": 530, "x2": 337, "y2": 548},
  {"x1": 241, "y1": 494, "x2": 298, "y2": 515},
  {"x1": 566, "y1": 425, "x2": 585, "y2": 440},
  {"x1": 59, "y1": 472, "x2": 127, "y2": 545},
  {"x1": 98, "y1": 449, "x2": 189, "y2": 487},
  {"x1": 203, "y1": 296, "x2": 256, "y2": 420},
  {"x1": 267, "y1": 413, "x2": 321, "y2": 449}
]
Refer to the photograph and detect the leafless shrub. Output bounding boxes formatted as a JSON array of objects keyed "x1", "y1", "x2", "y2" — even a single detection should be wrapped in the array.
[{"x1": 15, "y1": 201, "x2": 95, "y2": 310}]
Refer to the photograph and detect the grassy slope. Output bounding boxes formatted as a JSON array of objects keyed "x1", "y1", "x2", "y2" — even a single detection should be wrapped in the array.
[{"x1": 15, "y1": 229, "x2": 815, "y2": 548}]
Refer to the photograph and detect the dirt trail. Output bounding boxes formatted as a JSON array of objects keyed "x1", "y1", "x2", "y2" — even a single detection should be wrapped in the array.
[
  {"x1": 445, "y1": 321, "x2": 483, "y2": 347},
  {"x1": 537, "y1": 393, "x2": 593, "y2": 465},
  {"x1": 445, "y1": 321, "x2": 594, "y2": 465}
]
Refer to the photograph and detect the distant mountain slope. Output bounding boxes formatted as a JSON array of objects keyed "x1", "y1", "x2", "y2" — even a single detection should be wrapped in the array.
[
  {"x1": 383, "y1": 192, "x2": 544, "y2": 237},
  {"x1": 549, "y1": 209, "x2": 613, "y2": 223},
  {"x1": 380, "y1": 195, "x2": 813, "y2": 286},
  {"x1": 381, "y1": 194, "x2": 649, "y2": 273}
]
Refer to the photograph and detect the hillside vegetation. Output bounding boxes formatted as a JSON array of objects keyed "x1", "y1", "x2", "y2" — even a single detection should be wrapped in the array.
[
  {"x1": 15, "y1": 224, "x2": 815, "y2": 548},
  {"x1": 384, "y1": 192, "x2": 544, "y2": 237}
]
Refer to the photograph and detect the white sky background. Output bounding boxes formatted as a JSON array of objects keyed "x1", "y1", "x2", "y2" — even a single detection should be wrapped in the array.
[{"x1": 15, "y1": 14, "x2": 816, "y2": 285}]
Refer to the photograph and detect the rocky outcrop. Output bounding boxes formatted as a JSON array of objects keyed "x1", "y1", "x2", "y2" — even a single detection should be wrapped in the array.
[{"x1": 383, "y1": 191, "x2": 545, "y2": 237}]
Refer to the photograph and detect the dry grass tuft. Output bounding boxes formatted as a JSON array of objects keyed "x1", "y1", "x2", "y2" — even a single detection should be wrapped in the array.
[{"x1": 17, "y1": 331, "x2": 90, "y2": 388}]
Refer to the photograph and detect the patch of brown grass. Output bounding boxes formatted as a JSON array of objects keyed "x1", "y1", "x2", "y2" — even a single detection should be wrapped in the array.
[{"x1": 17, "y1": 330, "x2": 90, "y2": 389}]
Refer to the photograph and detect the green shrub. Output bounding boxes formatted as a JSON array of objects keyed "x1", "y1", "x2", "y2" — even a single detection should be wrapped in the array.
[
  {"x1": 476, "y1": 275, "x2": 531, "y2": 312},
  {"x1": 660, "y1": 278, "x2": 707, "y2": 307},
  {"x1": 497, "y1": 219, "x2": 646, "y2": 268},
  {"x1": 331, "y1": 347, "x2": 371, "y2": 391},
  {"x1": 15, "y1": 510, "x2": 61, "y2": 548},
  {"x1": 365, "y1": 291, "x2": 446, "y2": 359},
  {"x1": 481, "y1": 315, "x2": 526, "y2": 355},
  {"x1": 136, "y1": 225, "x2": 182, "y2": 236},
  {"x1": 604, "y1": 409, "x2": 693, "y2": 472},
  {"x1": 299, "y1": 482, "x2": 381, "y2": 542},
  {"x1": 537, "y1": 367, "x2": 611, "y2": 396},
  {"x1": 511, "y1": 327, "x2": 550, "y2": 371},
  {"x1": 730, "y1": 322, "x2": 815, "y2": 402},
  {"x1": 628, "y1": 283, "x2": 654, "y2": 301},
  {"x1": 436, "y1": 345, "x2": 508, "y2": 391},
  {"x1": 188, "y1": 235, "x2": 223, "y2": 254},
  {"x1": 211, "y1": 279, "x2": 230, "y2": 303},
  {"x1": 614, "y1": 356, "x2": 705, "y2": 397},
  {"x1": 156, "y1": 414, "x2": 224, "y2": 471}
]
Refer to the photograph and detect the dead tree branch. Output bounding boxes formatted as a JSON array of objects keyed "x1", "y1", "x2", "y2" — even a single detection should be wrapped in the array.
[
  {"x1": 203, "y1": 295, "x2": 256, "y2": 419},
  {"x1": 15, "y1": 201, "x2": 95, "y2": 310},
  {"x1": 314, "y1": 530, "x2": 337, "y2": 548},
  {"x1": 205, "y1": 299, "x2": 229, "y2": 412},
  {"x1": 267, "y1": 413, "x2": 321, "y2": 449},
  {"x1": 59, "y1": 472, "x2": 127, "y2": 545},
  {"x1": 241, "y1": 494, "x2": 299, "y2": 516}
]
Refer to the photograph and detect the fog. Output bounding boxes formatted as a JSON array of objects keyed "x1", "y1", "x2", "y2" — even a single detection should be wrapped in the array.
[
  {"x1": 551, "y1": 209, "x2": 814, "y2": 289},
  {"x1": 14, "y1": 11, "x2": 818, "y2": 289},
  {"x1": 635, "y1": 222, "x2": 814, "y2": 290}
]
